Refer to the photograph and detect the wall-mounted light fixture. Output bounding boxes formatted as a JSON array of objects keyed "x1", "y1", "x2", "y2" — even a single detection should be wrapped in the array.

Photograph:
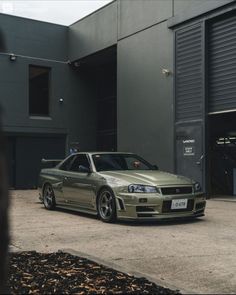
[
  {"x1": 74, "y1": 61, "x2": 80, "y2": 68},
  {"x1": 161, "y1": 68, "x2": 171, "y2": 77},
  {"x1": 9, "y1": 53, "x2": 17, "y2": 61},
  {"x1": 59, "y1": 98, "x2": 64, "y2": 104}
]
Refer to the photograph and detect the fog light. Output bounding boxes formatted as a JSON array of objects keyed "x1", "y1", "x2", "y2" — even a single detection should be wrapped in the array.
[{"x1": 139, "y1": 198, "x2": 147, "y2": 203}]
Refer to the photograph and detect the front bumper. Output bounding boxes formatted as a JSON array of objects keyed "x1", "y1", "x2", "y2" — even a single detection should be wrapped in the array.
[{"x1": 115, "y1": 192, "x2": 206, "y2": 220}]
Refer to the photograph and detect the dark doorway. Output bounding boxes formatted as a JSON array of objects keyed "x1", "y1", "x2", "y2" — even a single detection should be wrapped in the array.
[
  {"x1": 73, "y1": 46, "x2": 117, "y2": 151},
  {"x1": 6, "y1": 134, "x2": 66, "y2": 189},
  {"x1": 208, "y1": 112, "x2": 236, "y2": 196},
  {"x1": 96, "y1": 62, "x2": 117, "y2": 151}
]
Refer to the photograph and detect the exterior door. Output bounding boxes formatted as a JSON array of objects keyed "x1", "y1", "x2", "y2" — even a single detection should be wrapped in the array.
[
  {"x1": 176, "y1": 123, "x2": 204, "y2": 186},
  {"x1": 62, "y1": 154, "x2": 94, "y2": 208}
]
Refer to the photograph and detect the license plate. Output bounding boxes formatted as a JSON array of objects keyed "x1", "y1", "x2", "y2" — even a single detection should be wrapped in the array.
[{"x1": 171, "y1": 199, "x2": 188, "y2": 210}]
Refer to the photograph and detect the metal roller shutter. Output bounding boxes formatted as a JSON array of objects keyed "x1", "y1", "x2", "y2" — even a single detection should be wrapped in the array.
[
  {"x1": 209, "y1": 13, "x2": 236, "y2": 114},
  {"x1": 175, "y1": 23, "x2": 204, "y2": 122}
]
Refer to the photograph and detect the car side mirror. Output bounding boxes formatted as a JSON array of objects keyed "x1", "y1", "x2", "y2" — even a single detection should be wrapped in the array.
[
  {"x1": 78, "y1": 165, "x2": 90, "y2": 173},
  {"x1": 152, "y1": 165, "x2": 159, "y2": 170}
]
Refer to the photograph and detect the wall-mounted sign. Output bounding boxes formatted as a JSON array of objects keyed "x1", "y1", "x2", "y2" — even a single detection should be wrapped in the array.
[
  {"x1": 183, "y1": 139, "x2": 195, "y2": 156},
  {"x1": 183, "y1": 139, "x2": 195, "y2": 144},
  {"x1": 183, "y1": 146, "x2": 195, "y2": 156}
]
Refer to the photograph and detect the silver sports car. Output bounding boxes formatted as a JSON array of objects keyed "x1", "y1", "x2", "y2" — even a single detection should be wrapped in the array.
[{"x1": 38, "y1": 152, "x2": 206, "y2": 222}]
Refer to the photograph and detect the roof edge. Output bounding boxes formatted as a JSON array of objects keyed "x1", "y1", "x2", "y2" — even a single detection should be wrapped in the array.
[{"x1": 69, "y1": 0, "x2": 116, "y2": 26}]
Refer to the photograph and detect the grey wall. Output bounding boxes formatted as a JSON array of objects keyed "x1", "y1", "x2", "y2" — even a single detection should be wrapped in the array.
[
  {"x1": 0, "y1": 13, "x2": 97, "y2": 153},
  {"x1": 0, "y1": 13, "x2": 67, "y2": 60},
  {"x1": 66, "y1": 69, "x2": 97, "y2": 151},
  {"x1": 68, "y1": 1, "x2": 117, "y2": 61},
  {"x1": 173, "y1": 0, "x2": 235, "y2": 15},
  {"x1": 118, "y1": 0, "x2": 172, "y2": 39},
  {"x1": 1, "y1": 0, "x2": 236, "y2": 163},
  {"x1": 169, "y1": 0, "x2": 236, "y2": 27},
  {"x1": 117, "y1": 21, "x2": 174, "y2": 172},
  {"x1": 0, "y1": 55, "x2": 67, "y2": 134},
  {"x1": 0, "y1": 13, "x2": 68, "y2": 134}
]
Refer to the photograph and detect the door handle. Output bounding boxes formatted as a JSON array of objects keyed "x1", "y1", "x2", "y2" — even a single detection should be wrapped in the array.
[{"x1": 196, "y1": 155, "x2": 204, "y2": 165}]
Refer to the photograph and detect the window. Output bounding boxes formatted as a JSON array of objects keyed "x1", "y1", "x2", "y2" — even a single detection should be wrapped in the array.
[
  {"x1": 29, "y1": 65, "x2": 50, "y2": 116},
  {"x1": 92, "y1": 154, "x2": 154, "y2": 172},
  {"x1": 69, "y1": 155, "x2": 90, "y2": 172},
  {"x1": 59, "y1": 155, "x2": 76, "y2": 171}
]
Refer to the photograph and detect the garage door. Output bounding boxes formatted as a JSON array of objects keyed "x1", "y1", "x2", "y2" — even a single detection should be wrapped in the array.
[
  {"x1": 7, "y1": 135, "x2": 66, "y2": 189},
  {"x1": 208, "y1": 12, "x2": 236, "y2": 114}
]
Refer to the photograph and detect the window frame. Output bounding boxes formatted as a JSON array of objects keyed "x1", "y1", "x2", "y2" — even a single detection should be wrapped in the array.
[{"x1": 68, "y1": 154, "x2": 91, "y2": 173}]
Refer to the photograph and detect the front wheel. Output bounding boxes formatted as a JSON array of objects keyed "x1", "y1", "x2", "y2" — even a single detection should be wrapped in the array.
[
  {"x1": 97, "y1": 188, "x2": 117, "y2": 223},
  {"x1": 43, "y1": 184, "x2": 56, "y2": 210}
]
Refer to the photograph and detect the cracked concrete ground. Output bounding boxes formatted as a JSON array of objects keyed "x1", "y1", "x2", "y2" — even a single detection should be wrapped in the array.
[{"x1": 10, "y1": 190, "x2": 236, "y2": 294}]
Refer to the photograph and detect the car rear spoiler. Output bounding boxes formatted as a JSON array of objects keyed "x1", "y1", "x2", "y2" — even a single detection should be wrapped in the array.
[{"x1": 41, "y1": 158, "x2": 63, "y2": 168}]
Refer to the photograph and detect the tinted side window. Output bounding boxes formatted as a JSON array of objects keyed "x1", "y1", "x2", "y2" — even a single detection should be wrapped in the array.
[
  {"x1": 69, "y1": 155, "x2": 90, "y2": 172},
  {"x1": 60, "y1": 155, "x2": 76, "y2": 171}
]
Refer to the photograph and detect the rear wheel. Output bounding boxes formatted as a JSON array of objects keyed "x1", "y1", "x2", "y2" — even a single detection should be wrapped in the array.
[
  {"x1": 97, "y1": 188, "x2": 117, "y2": 223},
  {"x1": 43, "y1": 184, "x2": 56, "y2": 210}
]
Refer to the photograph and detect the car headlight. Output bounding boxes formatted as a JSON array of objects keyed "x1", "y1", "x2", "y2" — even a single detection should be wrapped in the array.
[
  {"x1": 128, "y1": 184, "x2": 158, "y2": 193},
  {"x1": 194, "y1": 182, "x2": 201, "y2": 193}
]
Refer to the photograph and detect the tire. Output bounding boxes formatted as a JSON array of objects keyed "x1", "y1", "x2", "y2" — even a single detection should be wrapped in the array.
[
  {"x1": 97, "y1": 188, "x2": 117, "y2": 223},
  {"x1": 43, "y1": 184, "x2": 56, "y2": 210}
]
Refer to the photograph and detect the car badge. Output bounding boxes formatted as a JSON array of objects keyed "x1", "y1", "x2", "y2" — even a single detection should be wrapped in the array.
[{"x1": 176, "y1": 188, "x2": 180, "y2": 193}]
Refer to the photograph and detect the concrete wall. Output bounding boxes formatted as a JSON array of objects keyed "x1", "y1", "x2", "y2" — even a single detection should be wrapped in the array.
[
  {"x1": 173, "y1": 0, "x2": 235, "y2": 16},
  {"x1": 68, "y1": 1, "x2": 117, "y2": 61},
  {"x1": 169, "y1": 0, "x2": 235, "y2": 27},
  {"x1": 1, "y1": 0, "x2": 236, "y2": 166},
  {"x1": 117, "y1": 21, "x2": 174, "y2": 171},
  {"x1": 118, "y1": 0, "x2": 172, "y2": 39},
  {"x1": 0, "y1": 13, "x2": 97, "y2": 153},
  {"x1": 0, "y1": 13, "x2": 67, "y2": 60}
]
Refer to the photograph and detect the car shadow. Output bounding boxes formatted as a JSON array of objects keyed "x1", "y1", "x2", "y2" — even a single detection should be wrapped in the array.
[
  {"x1": 116, "y1": 217, "x2": 205, "y2": 227},
  {"x1": 39, "y1": 204, "x2": 206, "y2": 226},
  {"x1": 51, "y1": 207, "x2": 99, "y2": 221}
]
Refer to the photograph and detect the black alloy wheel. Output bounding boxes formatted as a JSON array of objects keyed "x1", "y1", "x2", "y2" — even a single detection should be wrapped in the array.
[
  {"x1": 43, "y1": 184, "x2": 56, "y2": 210},
  {"x1": 97, "y1": 188, "x2": 117, "y2": 223}
]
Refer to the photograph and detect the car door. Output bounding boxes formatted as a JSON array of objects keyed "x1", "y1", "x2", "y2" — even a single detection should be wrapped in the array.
[
  {"x1": 62, "y1": 154, "x2": 95, "y2": 208},
  {"x1": 54, "y1": 154, "x2": 77, "y2": 205}
]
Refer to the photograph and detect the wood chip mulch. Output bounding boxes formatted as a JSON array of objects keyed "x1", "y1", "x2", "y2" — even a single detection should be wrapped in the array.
[{"x1": 8, "y1": 252, "x2": 181, "y2": 294}]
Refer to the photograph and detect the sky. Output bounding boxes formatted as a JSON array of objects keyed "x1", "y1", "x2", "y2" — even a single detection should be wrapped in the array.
[{"x1": 0, "y1": 0, "x2": 112, "y2": 25}]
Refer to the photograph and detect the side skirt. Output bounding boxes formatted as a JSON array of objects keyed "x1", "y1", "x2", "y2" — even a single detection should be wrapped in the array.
[{"x1": 56, "y1": 205, "x2": 98, "y2": 216}]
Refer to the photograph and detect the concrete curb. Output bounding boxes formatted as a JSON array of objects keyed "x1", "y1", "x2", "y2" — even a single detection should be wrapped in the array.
[
  {"x1": 209, "y1": 198, "x2": 236, "y2": 203},
  {"x1": 62, "y1": 248, "x2": 195, "y2": 295}
]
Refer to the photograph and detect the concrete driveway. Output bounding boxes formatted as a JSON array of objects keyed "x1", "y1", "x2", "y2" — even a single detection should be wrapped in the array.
[{"x1": 10, "y1": 190, "x2": 236, "y2": 294}]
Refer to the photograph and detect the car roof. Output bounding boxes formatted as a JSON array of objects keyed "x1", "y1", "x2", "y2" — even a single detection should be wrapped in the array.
[{"x1": 74, "y1": 152, "x2": 135, "y2": 156}]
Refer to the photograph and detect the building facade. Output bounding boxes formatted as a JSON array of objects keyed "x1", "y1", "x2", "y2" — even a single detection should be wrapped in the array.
[{"x1": 1, "y1": 0, "x2": 236, "y2": 195}]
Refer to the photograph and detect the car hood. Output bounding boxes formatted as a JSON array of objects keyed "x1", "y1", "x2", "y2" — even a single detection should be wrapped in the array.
[{"x1": 99, "y1": 170, "x2": 194, "y2": 187}]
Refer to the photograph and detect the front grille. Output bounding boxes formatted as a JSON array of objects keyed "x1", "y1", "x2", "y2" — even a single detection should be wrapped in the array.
[
  {"x1": 136, "y1": 206, "x2": 155, "y2": 212},
  {"x1": 162, "y1": 199, "x2": 194, "y2": 213},
  {"x1": 161, "y1": 186, "x2": 192, "y2": 195},
  {"x1": 137, "y1": 213, "x2": 155, "y2": 218},
  {"x1": 195, "y1": 201, "x2": 206, "y2": 211}
]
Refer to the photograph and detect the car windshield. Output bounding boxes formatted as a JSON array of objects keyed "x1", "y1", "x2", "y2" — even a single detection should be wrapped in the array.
[{"x1": 92, "y1": 153, "x2": 154, "y2": 172}]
